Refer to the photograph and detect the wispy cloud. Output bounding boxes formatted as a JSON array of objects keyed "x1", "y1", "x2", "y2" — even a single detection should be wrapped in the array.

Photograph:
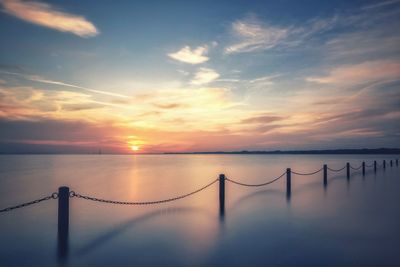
[
  {"x1": 241, "y1": 114, "x2": 286, "y2": 124},
  {"x1": 225, "y1": 17, "x2": 289, "y2": 54},
  {"x1": 325, "y1": 31, "x2": 400, "y2": 60},
  {"x1": 249, "y1": 74, "x2": 281, "y2": 84},
  {"x1": 224, "y1": 14, "x2": 343, "y2": 54},
  {"x1": 1, "y1": 0, "x2": 99, "y2": 37},
  {"x1": 306, "y1": 60, "x2": 400, "y2": 85},
  {"x1": 362, "y1": 0, "x2": 400, "y2": 10},
  {"x1": 0, "y1": 71, "x2": 128, "y2": 98},
  {"x1": 0, "y1": 84, "x2": 97, "y2": 120},
  {"x1": 168, "y1": 45, "x2": 209, "y2": 64},
  {"x1": 153, "y1": 103, "x2": 186, "y2": 109},
  {"x1": 190, "y1": 68, "x2": 220, "y2": 85}
]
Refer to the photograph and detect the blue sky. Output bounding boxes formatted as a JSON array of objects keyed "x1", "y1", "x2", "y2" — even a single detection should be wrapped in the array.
[{"x1": 0, "y1": 0, "x2": 399, "y2": 153}]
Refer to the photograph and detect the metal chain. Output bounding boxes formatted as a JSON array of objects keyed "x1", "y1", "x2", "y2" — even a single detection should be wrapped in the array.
[
  {"x1": 0, "y1": 193, "x2": 58, "y2": 213},
  {"x1": 350, "y1": 164, "x2": 362, "y2": 170},
  {"x1": 226, "y1": 172, "x2": 286, "y2": 187},
  {"x1": 0, "y1": 159, "x2": 396, "y2": 212},
  {"x1": 70, "y1": 179, "x2": 218, "y2": 205},
  {"x1": 327, "y1": 165, "x2": 346, "y2": 172},
  {"x1": 291, "y1": 168, "x2": 324, "y2": 176}
]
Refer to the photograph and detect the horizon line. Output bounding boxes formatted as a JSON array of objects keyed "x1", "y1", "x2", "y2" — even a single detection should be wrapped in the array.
[{"x1": 1, "y1": 148, "x2": 400, "y2": 155}]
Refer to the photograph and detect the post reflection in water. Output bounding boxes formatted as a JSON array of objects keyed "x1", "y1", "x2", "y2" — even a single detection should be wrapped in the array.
[{"x1": 77, "y1": 207, "x2": 214, "y2": 257}]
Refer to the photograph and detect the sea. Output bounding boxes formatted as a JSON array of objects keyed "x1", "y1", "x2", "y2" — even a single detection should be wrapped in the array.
[{"x1": 0, "y1": 154, "x2": 399, "y2": 267}]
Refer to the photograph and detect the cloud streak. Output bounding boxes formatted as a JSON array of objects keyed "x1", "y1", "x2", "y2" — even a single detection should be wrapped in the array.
[
  {"x1": 224, "y1": 12, "x2": 362, "y2": 54},
  {"x1": 225, "y1": 17, "x2": 289, "y2": 53},
  {"x1": 1, "y1": 0, "x2": 99, "y2": 37},
  {"x1": 306, "y1": 60, "x2": 400, "y2": 85},
  {"x1": 0, "y1": 71, "x2": 128, "y2": 98},
  {"x1": 362, "y1": 0, "x2": 400, "y2": 10}
]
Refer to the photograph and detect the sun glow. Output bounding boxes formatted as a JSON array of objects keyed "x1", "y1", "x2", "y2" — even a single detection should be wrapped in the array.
[{"x1": 131, "y1": 145, "x2": 140, "y2": 152}]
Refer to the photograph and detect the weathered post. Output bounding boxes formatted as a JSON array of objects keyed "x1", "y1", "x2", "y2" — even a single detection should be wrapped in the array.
[
  {"x1": 219, "y1": 174, "x2": 225, "y2": 216},
  {"x1": 346, "y1": 162, "x2": 350, "y2": 180},
  {"x1": 396, "y1": 159, "x2": 398, "y2": 166},
  {"x1": 362, "y1": 162, "x2": 365, "y2": 176},
  {"x1": 58, "y1": 186, "x2": 69, "y2": 261},
  {"x1": 286, "y1": 168, "x2": 291, "y2": 200},
  {"x1": 323, "y1": 164, "x2": 328, "y2": 187},
  {"x1": 383, "y1": 160, "x2": 386, "y2": 170},
  {"x1": 374, "y1": 160, "x2": 377, "y2": 173},
  {"x1": 390, "y1": 160, "x2": 393, "y2": 167}
]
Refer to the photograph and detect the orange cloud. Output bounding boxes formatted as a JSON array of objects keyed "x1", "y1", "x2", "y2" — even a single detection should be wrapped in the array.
[
  {"x1": 306, "y1": 60, "x2": 400, "y2": 85},
  {"x1": 1, "y1": 0, "x2": 99, "y2": 37}
]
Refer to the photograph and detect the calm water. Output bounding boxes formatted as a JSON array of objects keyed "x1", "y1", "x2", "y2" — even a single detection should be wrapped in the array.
[{"x1": 0, "y1": 154, "x2": 399, "y2": 267}]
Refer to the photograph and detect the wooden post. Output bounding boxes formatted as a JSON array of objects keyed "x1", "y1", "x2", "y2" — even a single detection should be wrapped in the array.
[
  {"x1": 383, "y1": 160, "x2": 386, "y2": 170},
  {"x1": 286, "y1": 168, "x2": 291, "y2": 200},
  {"x1": 323, "y1": 164, "x2": 328, "y2": 187},
  {"x1": 374, "y1": 160, "x2": 377, "y2": 173},
  {"x1": 219, "y1": 174, "x2": 225, "y2": 216},
  {"x1": 362, "y1": 162, "x2": 365, "y2": 176},
  {"x1": 396, "y1": 159, "x2": 398, "y2": 166},
  {"x1": 390, "y1": 160, "x2": 393, "y2": 167},
  {"x1": 57, "y1": 186, "x2": 69, "y2": 261},
  {"x1": 346, "y1": 162, "x2": 350, "y2": 180}
]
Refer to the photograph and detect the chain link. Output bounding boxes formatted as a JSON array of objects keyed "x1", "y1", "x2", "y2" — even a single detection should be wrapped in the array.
[
  {"x1": 0, "y1": 193, "x2": 58, "y2": 213},
  {"x1": 350, "y1": 164, "x2": 363, "y2": 170},
  {"x1": 70, "y1": 179, "x2": 218, "y2": 205},
  {"x1": 291, "y1": 168, "x2": 324, "y2": 176},
  {"x1": 226, "y1": 171, "x2": 286, "y2": 187},
  {"x1": 0, "y1": 159, "x2": 396, "y2": 212},
  {"x1": 327, "y1": 165, "x2": 346, "y2": 172}
]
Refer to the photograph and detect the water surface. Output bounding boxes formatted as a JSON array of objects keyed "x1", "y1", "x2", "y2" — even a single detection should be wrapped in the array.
[{"x1": 0, "y1": 154, "x2": 399, "y2": 266}]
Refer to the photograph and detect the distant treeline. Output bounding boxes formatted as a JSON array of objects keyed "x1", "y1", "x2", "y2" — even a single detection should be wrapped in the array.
[{"x1": 165, "y1": 148, "x2": 400, "y2": 155}]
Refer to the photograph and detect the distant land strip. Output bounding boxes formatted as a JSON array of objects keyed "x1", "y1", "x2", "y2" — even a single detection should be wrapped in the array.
[
  {"x1": 164, "y1": 148, "x2": 400, "y2": 155},
  {"x1": 1, "y1": 148, "x2": 400, "y2": 155}
]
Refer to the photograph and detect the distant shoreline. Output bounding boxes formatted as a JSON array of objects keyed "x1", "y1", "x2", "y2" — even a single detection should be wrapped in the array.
[
  {"x1": 164, "y1": 148, "x2": 400, "y2": 155},
  {"x1": 0, "y1": 148, "x2": 399, "y2": 155}
]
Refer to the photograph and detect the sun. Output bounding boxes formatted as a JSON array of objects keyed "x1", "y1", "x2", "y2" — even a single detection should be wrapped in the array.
[{"x1": 131, "y1": 145, "x2": 140, "y2": 152}]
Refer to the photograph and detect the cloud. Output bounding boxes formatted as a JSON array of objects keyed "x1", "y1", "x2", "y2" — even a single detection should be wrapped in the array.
[
  {"x1": 224, "y1": 13, "x2": 357, "y2": 54},
  {"x1": 306, "y1": 60, "x2": 400, "y2": 85},
  {"x1": 1, "y1": 0, "x2": 99, "y2": 37},
  {"x1": 190, "y1": 68, "x2": 220, "y2": 85},
  {"x1": 0, "y1": 76, "x2": 243, "y2": 135},
  {"x1": 177, "y1": 69, "x2": 189, "y2": 76},
  {"x1": 153, "y1": 103, "x2": 186, "y2": 109},
  {"x1": 0, "y1": 70, "x2": 128, "y2": 98},
  {"x1": 241, "y1": 114, "x2": 286, "y2": 124},
  {"x1": 362, "y1": 0, "x2": 400, "y2": 10},
  {"x1": 0, "y1": 118, "x2": 128, "y2": 153},
  {"x1": 225, "y1": 17, "x2": 289, "y2": 54},
  {"x1": 325, "y1": 31, "x2": 400, "y2": 60},
  {"x1": 0, "y1": 84, "x2": 107, "y2": 120},
  {"x1": 249, "y1": 74, "x2": 281, "y2": 84},
  {"x1": 168, "y1": 45, "x2": 209, "y2": 64}
]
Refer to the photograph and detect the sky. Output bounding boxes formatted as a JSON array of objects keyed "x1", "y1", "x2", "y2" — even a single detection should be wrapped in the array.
[{"x1": 0, "y1": 0, "x2": 399, "y2": 153}]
